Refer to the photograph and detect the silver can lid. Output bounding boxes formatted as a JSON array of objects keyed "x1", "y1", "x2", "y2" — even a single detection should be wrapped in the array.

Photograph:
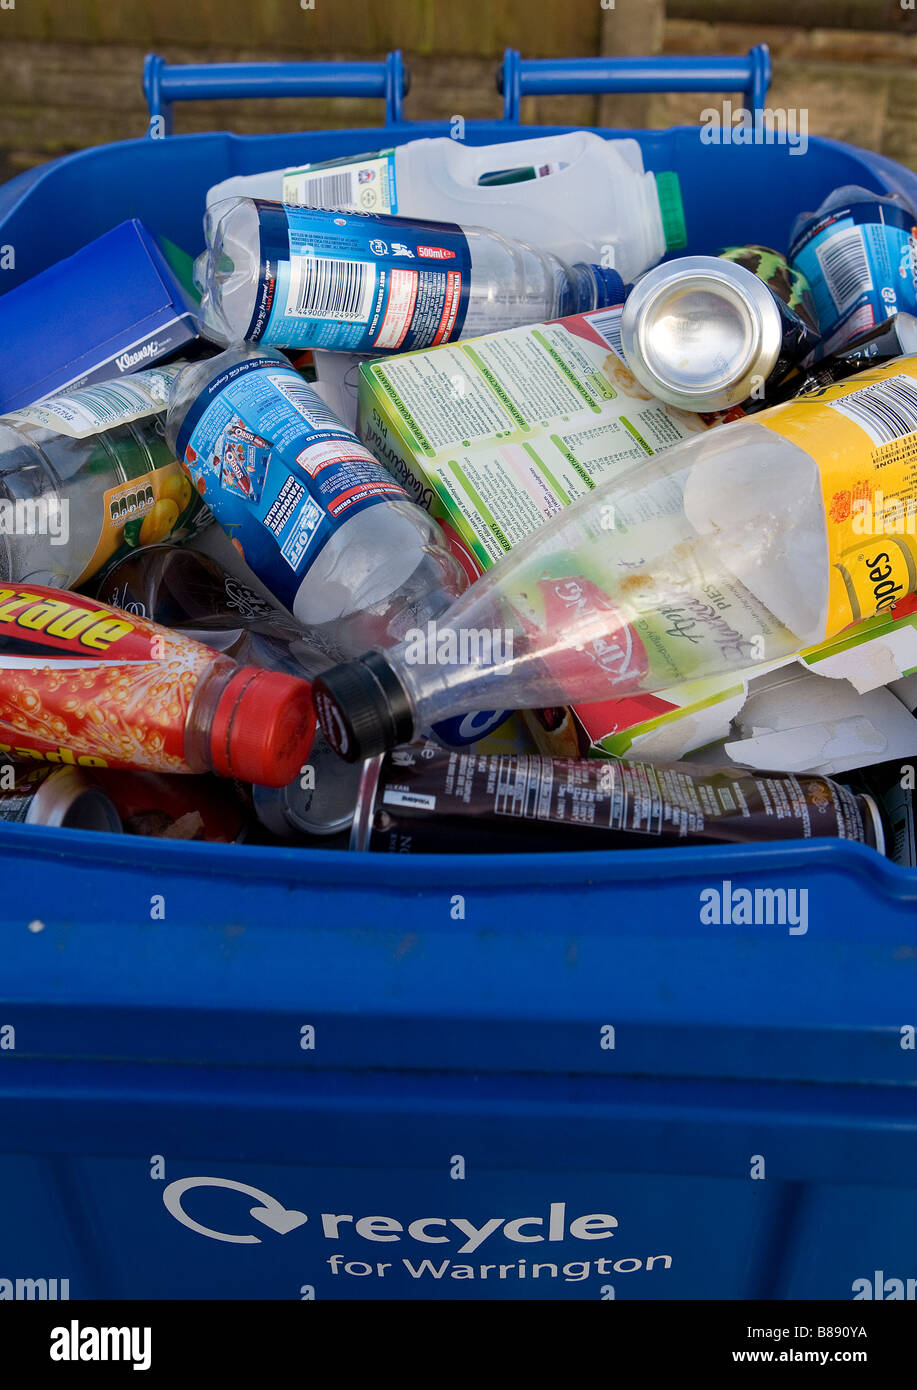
[
  {"x1": 29, "y1": 766, "x2": 122, "y2": 833},
  {"x1": 253, "y1": 726, "x2": 363, "y2": 839},
  {"x1": 620, "y1": 255, "x2": 785, "y2": 412}
]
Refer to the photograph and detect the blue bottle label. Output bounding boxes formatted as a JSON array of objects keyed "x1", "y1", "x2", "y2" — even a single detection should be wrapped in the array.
[
  {"x1": 246, "y1": 202, "x2": 471, "y2": 353},
  {"x1": 174, "y1": 356, "x2": 408, "y2": 610},
  {"x1": 790, "y1": 200, "x2": 917, "y2": 351},
  {"x1": 428, "y1": 709, "x2": 512, "y2": 748}
]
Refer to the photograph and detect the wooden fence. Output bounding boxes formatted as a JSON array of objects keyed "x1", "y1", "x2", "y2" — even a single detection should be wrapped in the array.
[{"x1": 0, "y1": 0, "x2": 915, "y2": 179}]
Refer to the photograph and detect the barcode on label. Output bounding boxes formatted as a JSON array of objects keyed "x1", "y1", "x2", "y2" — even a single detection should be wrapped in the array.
[
  {"x1": 268, "y1": 372, "x2": 346, "y2": 429},
  {"x1": 585, "y1": 307, "x2": 626, "y2": 362},
  {"x1": 65, "y1": 381, "x2": 163, "y2": 421},
  {"x1": 285, "y1": 170, "x2": 357, "y2": 210},
  {"x1": 816, "y1": 228, "x2": 873, "y2": 314},
  {"x1": 286, "y1": 254, "x2": 376, "y2": 322},
  {"x1": 827, "y1": 374, "x2": 917, "y2": 446},
  {"x1": 382, "y1": 789, "x2": 437, "y2": 811},
  {"x1": 7, "y1": 371, "x2": 173, "y2": 438}
]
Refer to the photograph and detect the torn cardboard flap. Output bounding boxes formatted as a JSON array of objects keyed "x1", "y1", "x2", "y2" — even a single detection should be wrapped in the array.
[
  {"x1": 814, "y1": 624, "x2": 917, "y2": 693},
  {"x1": 723, "y1": 670, "x2": 917, "y2": 776},
  {"x1": 890, "y1": 671, "x2": 917, "y2": 710}
]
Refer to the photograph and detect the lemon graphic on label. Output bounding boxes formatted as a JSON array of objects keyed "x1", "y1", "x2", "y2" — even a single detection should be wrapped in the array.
[
  {"x1": 161, "y1": 471, "x2": 193, "y2": 515},
  {"x1": 139, "y1": 499, "x2": 181, "y2": 546}
]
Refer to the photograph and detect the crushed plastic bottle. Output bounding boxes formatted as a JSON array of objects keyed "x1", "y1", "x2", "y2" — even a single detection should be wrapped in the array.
[
  {"x1": 193, "y1": 200, "x2": 627, "y2": 352},
  {"x1": 0, "y1": 365, "x2": 203, "y2": 588},
  {"x1": 789, "y1": 185, "x2": 917, "y2": 353},
  {"x1": 165, "y1": 345, "x2": 468, "y2": 659},
  {"x1": 312, "y1": 358, "x2": 917, "y2": 760}
]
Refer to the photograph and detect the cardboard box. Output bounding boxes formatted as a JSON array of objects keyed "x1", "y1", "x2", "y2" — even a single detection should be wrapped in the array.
[
  {"x1": 724, "y1": 667, "x2": 917, "y2": 778},
  {"x1": 359, "y1": 307, "x2": 734, "y2": 575},
  {"x1": 0, "y1": 220, "x2": 201, "y2": 414}
]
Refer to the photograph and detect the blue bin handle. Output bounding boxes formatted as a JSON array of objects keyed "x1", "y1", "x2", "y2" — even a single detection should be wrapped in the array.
[
  {"x1": 143, "y1": 51, "x2": 409, "y2": 135},
  {"x1": 497, "y1": 46, "x2": 770, "y2": 122}
]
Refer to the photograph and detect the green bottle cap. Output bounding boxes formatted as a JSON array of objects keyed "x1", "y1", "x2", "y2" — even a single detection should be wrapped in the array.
[{"x1": 654, "y1": 171, "x2": 687, "y2": 251}]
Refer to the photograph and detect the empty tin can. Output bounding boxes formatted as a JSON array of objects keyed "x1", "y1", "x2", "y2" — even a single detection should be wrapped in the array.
[
  {"x1": 252, "y1": 727, "x2": 363, "y2": 840},
  {"x1": 0, "y1": 764, "x2": 122, "y2": 832},
  {"x1": 348, "y1": 745, "x2": 885, "y2": 855},
  {"x1": 620, "y1": 254, "x2": 819, "y2": 412}
]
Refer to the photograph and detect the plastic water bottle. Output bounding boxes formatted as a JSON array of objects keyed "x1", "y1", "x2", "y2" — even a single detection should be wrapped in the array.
[
  {"x1": 96, "y1": 540, "x2": 511, "y2": 757},
  {"x1": 0, "y1": 365, "x2": 202, "y2": 589},
  {"x1": 205, "y1": 131, "x2": 687, "y2": 281},
  {"x1": 194, "y1": 200, "x2": 627, "y2": 353},
  {"x1": 311, "y1": 357, "x2": 917, "y2": 760},
  {"x1": 165, "y1": 345, "x2": 468, "y2": 659}
]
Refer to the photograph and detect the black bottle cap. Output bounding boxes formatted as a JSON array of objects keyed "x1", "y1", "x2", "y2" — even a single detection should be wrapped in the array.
[{"x1": 312, "y1": 651, "x2": 415, "y2": 763}]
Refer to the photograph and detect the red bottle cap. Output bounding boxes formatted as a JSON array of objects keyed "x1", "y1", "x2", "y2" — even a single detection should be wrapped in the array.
[{"x1": 209, "y1": 667, "x2": 316, "y2": 787}]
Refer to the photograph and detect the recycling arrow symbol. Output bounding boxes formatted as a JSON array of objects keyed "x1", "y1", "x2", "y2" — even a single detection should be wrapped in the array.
[{"x1": 162, "y1": 1176, "x2": 309, "y2": 1244}]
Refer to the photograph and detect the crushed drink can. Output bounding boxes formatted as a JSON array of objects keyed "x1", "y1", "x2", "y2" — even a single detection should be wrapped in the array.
[
  {"x1": 620, "y1": 252, "x2": 820, "y2": 412},
  {"x1": 769, "y1": 311, "x2": 917, "y2": 403}
]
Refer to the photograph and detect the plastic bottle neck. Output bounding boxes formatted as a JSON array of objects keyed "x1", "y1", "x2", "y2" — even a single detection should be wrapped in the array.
[
  {"x1": 182, "y1": 650, "x2": 316, "y2": 784},
  {"x1": 182, "y1": 654, "x2": 237, "y2": 774},
  {"x1": 563, "y1": 263, "x2": 628, "y2": 316}
]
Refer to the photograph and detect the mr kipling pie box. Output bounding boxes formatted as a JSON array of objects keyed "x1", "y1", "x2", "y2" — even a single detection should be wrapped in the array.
[
  {"x1": 358, "y1": 307, "x2": 739, "y2": 744},
  {"x1": 525, "y1": 594, "x2": 917, "y2": 767}
]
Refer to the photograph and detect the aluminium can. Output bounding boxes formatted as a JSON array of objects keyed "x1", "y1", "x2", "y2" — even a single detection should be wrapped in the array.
[
  {"x1": 620, "y1": 254, "x2": 817, "y2": 412},
  {"x1": 0, "y1": 764, "x2": 121, "y2": 832}
]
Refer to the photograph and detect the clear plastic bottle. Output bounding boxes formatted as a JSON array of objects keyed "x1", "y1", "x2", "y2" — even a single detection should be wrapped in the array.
[
  {"x1": 194, "y1": 199, "x2": 627, "y2": 352},
  {"x1": 204, "y1": 132, "x2": 687, "y2": 281},
  {"x1": 165, "y1": 345, "x2": 467, "y2": 659},
  {"x1": 0, "y1": 366, "x2": 199, "y2": 588},
  {"x1": 311, "y1": 358, "x2": 917, "y2": 760}
]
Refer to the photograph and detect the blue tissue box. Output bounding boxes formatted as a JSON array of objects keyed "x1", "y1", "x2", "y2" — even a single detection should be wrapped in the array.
[{"x1": 0, "y1": 219, "x2": 201, "y2": 414}]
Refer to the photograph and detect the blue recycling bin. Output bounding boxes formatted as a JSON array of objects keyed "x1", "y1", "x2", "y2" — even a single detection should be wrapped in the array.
[{"x1": 1, "y1": 49, "x2": 916, "y2": 1301}]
